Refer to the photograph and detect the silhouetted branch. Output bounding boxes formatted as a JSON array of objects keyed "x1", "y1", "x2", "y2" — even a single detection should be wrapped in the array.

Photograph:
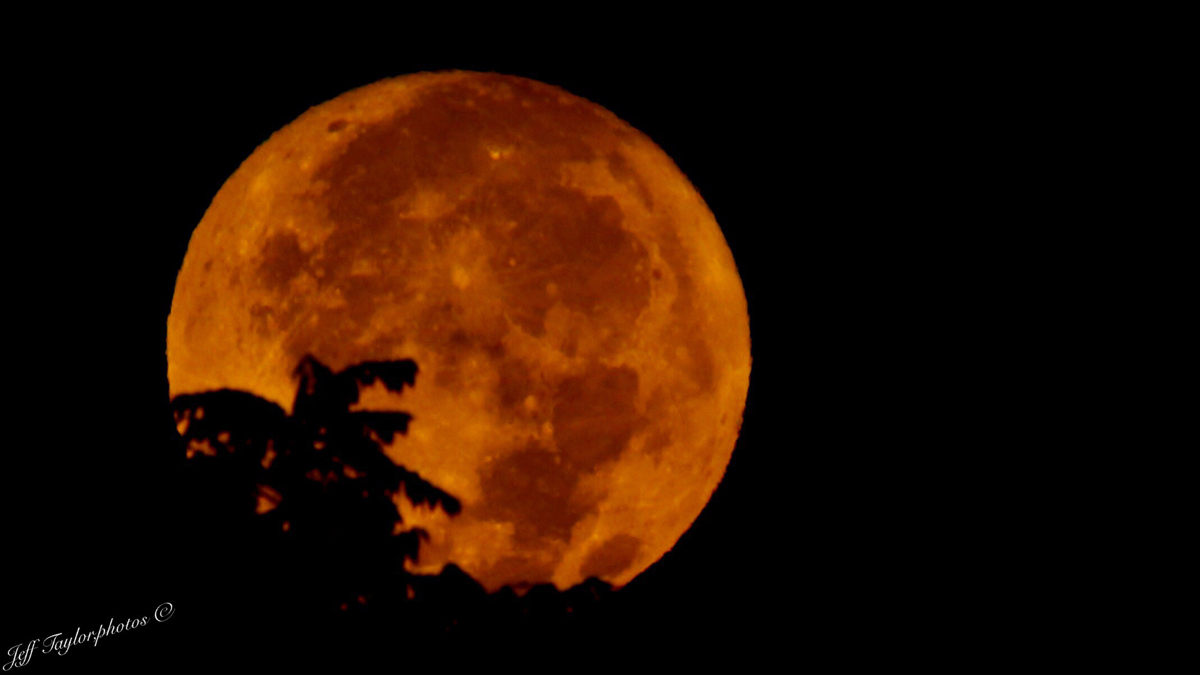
[{"x1": 170, "y1": 355, "x2": 612, "y2": 636}]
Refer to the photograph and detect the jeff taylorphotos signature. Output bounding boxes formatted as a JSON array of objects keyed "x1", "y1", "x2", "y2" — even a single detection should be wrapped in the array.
[{"x1": 4, "y1": 601, "x2": 174, "y2": 670}]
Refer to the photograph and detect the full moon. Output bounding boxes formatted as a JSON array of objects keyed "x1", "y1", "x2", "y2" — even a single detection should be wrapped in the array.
[{"x1": 167, "y1": 71, "x2": 750, "y2": 592}]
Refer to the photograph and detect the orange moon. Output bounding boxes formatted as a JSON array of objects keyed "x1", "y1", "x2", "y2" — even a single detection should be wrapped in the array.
[{"x1": 166, "y1": 71, "x2": 750, "y2": 592}]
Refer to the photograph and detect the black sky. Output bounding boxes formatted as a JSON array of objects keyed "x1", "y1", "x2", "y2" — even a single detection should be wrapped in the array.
[{"x1": 4, "y1": 32, "x2": 800, "y2": 667}]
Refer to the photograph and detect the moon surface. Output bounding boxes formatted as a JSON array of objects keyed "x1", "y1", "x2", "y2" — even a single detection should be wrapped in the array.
[{"x1": 167, "y1": 71, "x2": 750, "y2": 592}]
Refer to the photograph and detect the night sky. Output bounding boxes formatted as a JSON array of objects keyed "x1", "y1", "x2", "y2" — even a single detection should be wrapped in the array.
[{"x1": 6, "y1": 31, "x2": 802, "y2": 668}]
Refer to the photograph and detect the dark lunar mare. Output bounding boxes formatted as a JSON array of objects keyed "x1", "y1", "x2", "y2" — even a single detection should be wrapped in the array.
[{"x1": 171, "y1": 356, "x2": 614, "y2": 655}]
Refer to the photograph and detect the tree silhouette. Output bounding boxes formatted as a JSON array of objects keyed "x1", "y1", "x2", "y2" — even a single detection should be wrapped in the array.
[
  {"x1": 172, "y1": 355, "x2": 460, "y2": 614},
  {"x1": 171, "y1": 354, "x2": 615, "y2": 644}
]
